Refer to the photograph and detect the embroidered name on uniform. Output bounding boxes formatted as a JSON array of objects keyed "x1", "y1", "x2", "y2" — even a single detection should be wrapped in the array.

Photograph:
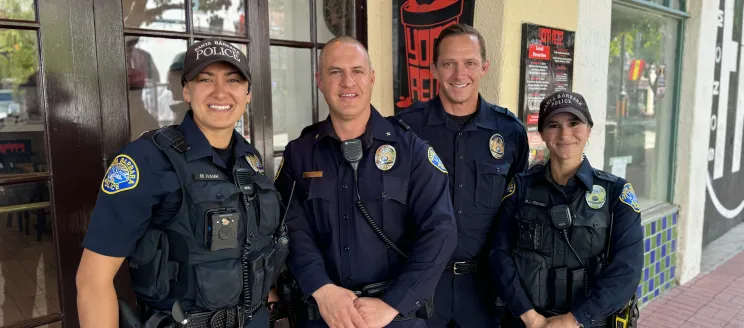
[
  {"x1": 525, "y1": 199, "x2": 547, "y2": 207},
  {"x1": 101, "y1": 155, "x2": 139, "y2": 194},
  {"x1": 194, "y1": 173, "x2": 223, "y2": 181},
  {"x1": 303, "y1": 171, "x2": 323, "y2": 178}
]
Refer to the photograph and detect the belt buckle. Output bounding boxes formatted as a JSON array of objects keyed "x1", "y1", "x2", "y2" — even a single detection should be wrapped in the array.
[{"x1": 452, "y1": 261, "x2": 467, "y2": 275}]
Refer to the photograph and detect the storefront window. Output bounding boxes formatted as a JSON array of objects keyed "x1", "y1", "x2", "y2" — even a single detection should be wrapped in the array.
[
  {"x1": 271, "y1": 46, "x2": 313, "y2": 152},
  {"x1": 122, "y1": 0, "x2": 186, "y2": 32},
  {"x1": 605, "y1": 4, "x2": 680, "y2": 208},
  {"x1": 0, "y1": 0, "x2": 35, "y2": 21}
]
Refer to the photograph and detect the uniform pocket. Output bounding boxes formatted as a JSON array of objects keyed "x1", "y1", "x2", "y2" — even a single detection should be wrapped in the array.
[
  {"x1": 128, "y1": 229, "x2": 175, "y2": 302},
  {"x1": 193, "y1": 258, "x2": 242, "y2": 310},
  {"x1": 254, "y1": 178, "x2": 281, "y2": 236},
  {"x1": 187, "y1": 181, "x2": 242, "y2": 244},
  {"x1": 570, "y1": 211, "x2": 610, "y2": 258},
  {"x1": 513, "y1": 248, "x2": 549, "y2": 309},
  {"x1": 475, "y1": 161, "x2": 511, "y2": 209}
]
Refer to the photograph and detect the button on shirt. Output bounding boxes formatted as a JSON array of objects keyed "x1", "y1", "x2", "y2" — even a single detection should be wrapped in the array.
[
  {"x1": 83, "y1": 111, "x2": 264, "y2": 257},
  {"x1": 490, "y1": 160, "x2": 643, "y2": 326},
  {"x1": 397, "y1": 95, "x2": 529, "y2": 260},
  {"x1": 275, "y1": 107, "x2": 457, "y2": 316}
]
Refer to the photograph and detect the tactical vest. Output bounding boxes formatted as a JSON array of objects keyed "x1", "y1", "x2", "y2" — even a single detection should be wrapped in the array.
[
  {"x1": 127, "y1": 127, "x2": 287, "y2": 312},
  {"x1": 512, "y1": 169, "x2": 615, "y2": 314}
]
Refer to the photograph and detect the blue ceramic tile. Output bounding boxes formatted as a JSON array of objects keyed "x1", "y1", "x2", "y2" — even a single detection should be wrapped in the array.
[
  {"x1": 645, "y1": 239, "x2": 651, "y2": 252},
  {"x1": 670, "y1": 266, "x2": 675, "y2": 278},
  {"x1": 637, "y1": 285, "x2": 642, "y2": 296},
  {"x1": 672, "y1": 240, "x2": 676, "y2": 252},
  {"x1": 649, "y1": 279, "x2": 655, "y2": 291},
  {"x1": 656, "y1": 234, "x2": 661, "y2": 247},
  {"x1": 666, "y1": 257, "x2": 671, "y2": 268},
  {"x1": 662, "y1": 245, "x2": 667, "y2": 257},
  {"x1": 644, "y1": 268, "x2": 649, "y2": 281},
  {"x1": 656, "y1": 262, "x2": 660, "y2": 273},
  {"x1": 663, "y1": 217, "x2": 668, "y2": 229},
  {"x1": 661, "y1": 272, "x2": 665, "y2": 284},
  {"x1": 667, "y1": 229, "x2": 672, "y2": 241},
  {"x1": 652, "y1": 221, "x2": 656, "y2": 234},
  {"x1": 654, "y1": 289, "x2": 659, "y2": 297},
  {"x1": 665, "y1": 282, "x2": 670, "y2": 289},
  {"x1": 643, "y1": 296, "x2": 648, "y2": 303},
  {"x1": 651, "y1": 250, "x2": 655, "y2": 264}
]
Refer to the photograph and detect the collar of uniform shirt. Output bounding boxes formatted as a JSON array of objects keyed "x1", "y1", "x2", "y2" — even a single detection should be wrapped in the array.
[
  {"x1": 538, "y1": 158, "x2": 594, "y2": 191},
  {"x1": 179, "y1": 110, "x2": 259, "y2": 166},
  {"x1": 315, "y1": 105, "x2": 396, "y2": 149},
  {"x1": 426, "y1": 94, "x2": 501, "y2": 131}
]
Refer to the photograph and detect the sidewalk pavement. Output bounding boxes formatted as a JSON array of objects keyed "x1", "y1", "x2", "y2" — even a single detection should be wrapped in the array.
[{"x1": 638, "y1": 251, "x2": 744, "y2": 328}]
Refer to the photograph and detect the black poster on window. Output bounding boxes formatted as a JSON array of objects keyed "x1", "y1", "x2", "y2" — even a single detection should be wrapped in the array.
[
  {"x1": 704, "y1": 0, "x2": 744, "y2": 245},
  {"x1": 392, "y1": 0, "x2": 476, "y2": 113},
  {"x1": 518, "y1": 23, "x2": 575, "y2": 167}
]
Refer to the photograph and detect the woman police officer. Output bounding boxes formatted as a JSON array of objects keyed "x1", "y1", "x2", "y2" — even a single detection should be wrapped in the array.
[{"x1": 490, "y1": 91, "x2": 643, "y2": 328}]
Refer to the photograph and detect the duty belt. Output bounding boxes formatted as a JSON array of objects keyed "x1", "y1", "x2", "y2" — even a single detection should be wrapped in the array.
[
  {"x1": 145, "y1": 304, "x2": 262, "y2": 328},
  {"x1": 445, "y1": 260, "x2": 477, "y2": 275}
]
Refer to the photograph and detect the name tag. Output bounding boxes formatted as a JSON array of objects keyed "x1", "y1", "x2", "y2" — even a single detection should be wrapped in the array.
[
  {"x1": 303, "y1": 171, "x2": 323, "y2": 178},
  {"x1": 194, "y1": 173, "x2": 224, "y2": 181},
  {"x1": 525, "y1": 199, "x2": 547, "y2": 207}
]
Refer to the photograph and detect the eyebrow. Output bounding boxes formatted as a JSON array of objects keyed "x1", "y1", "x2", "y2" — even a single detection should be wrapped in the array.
[
  {"x1": 198, "y1": 71, "x2": 242, "y2": 77},
  {"x1": 327, "y1": 66, "x2": 365, "y2": 71}
]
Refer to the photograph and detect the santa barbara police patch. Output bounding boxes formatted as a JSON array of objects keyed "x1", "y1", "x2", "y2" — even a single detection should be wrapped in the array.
[
  {"x1": 619, "y1": 183, "x2": 641, "y2": 213},
  {"x1": 503, "y1": 179, "x2": 516, "y2": 200},
  {"x1": 428, "y1": 147, "x2": 448, "y2": 173},
  {"x1": 101, "y1": 155, "x2": 139, "y2": 194}
]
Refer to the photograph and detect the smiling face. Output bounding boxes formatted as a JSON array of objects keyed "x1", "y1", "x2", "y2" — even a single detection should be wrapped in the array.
[
  {"x1": 183, "y1": 61, "x2": 251, "y2": 134},
  {"x1": 316, "y1": 41, "x2": 375, "y2": 121},
  {"x1": 432, "y1": 34, "x2": 489, "y2": 108},
  {"x1": 540, "y1": 112, "x2": 591, "y2": 161}
]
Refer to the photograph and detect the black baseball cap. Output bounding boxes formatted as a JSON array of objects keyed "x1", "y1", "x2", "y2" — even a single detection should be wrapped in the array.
[
  {"x1": 181, "y1": 38, "x2": 251, "y2": 86},
  {"x1": 538, "y1": 91, "x2": 594, "y2": 132}
]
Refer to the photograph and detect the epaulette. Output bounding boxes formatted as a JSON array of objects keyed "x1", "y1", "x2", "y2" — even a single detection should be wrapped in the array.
[
  {"x1": 490, "y1": 105, "x2": 522, "y2": 123},
  {"x1": 386, "y1": 116, "x2": 430, "y2": 144},
  {"x1": 525, "y1": 164, "x2": 545, "y2": 176},
  {"x1": 396, "y1": 100, "x2": 429, "y2": 117},
  {"x1": 299, "y1": 121, "x2": 323, "y2": 137},
  {"x1": 593, "y1": 169, "x2": 619, "y2": 183}
]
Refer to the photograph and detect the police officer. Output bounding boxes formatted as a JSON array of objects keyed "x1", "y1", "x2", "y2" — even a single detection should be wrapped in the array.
[
  {"x1": 490, "y1": 91, "x2": 643, "y2": 328},
  {"x1": 274, "y1": 36, "x2": 457, "y2": 328},
  {"x1": 396, "y1": 24, "x2": 529, "y2": 328},
  {"x1": 77, "y1": 38, "x2": 284, "y2": 328}
]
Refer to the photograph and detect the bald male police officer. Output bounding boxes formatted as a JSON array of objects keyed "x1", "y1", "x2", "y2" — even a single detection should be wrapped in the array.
[{"x1": 77, "y1": 38, "x2": 285, "y2": 328}]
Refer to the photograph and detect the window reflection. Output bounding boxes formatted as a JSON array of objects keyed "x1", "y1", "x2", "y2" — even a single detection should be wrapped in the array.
[
  {"x1": 271, "y1": 46, "x2": 312, "y2": 152},
  {"x1": 317, "y1": 0, "x2": 354, "y2": 43},
  {"x1": 123, "y1": 0, "x2": 186, "y2": 32},
  {"x1": 269, "y1": 0, "x2": 311, "y2": 42},
  {"x1": 192, "y1": 0, "x2": 246, "y2": 36},
  {"x1": 0, "y1": 181, "x2": 58, "y2": 326},
  {"x1": 0, "y1": 0, "x2": 35, "y2": 21},
  {"x1": 0, "y1": 29, "x2": 48, "y2": 176},
  {"x1": 125, "y1": 36, "x2": 188, "y2": 140},
  {"x1": 605, "y1": 5, "x2": 679, "y2": 206}
]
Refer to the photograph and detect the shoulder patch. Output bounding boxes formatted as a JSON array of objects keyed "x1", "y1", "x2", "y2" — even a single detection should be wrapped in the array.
[
  {"x1": 274, "y1": 157, "x2": 284, "y2": 181},
  {"x1": 503, "y1": 178, "x2": 516, "y2": 200},
  {"x1": 102, "y1": 154, "x2": 140, "y2": 194},
  {"x1": 619, "y1": 183, "x2": 641, "y2": 213},
  {"x1": 427, "y1": 147, "x2": 448, "y2": 173}
]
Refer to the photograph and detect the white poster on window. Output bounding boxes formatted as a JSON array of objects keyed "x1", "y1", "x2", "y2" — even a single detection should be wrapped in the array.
[{"x1": 609, "y1": 156, "x2": 633, "y2": 179}]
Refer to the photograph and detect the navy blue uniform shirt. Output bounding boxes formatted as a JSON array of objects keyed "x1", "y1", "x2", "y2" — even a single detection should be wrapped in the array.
[
  {"x1": 396, "y1": 95, "x2": 529, "y2": 260},
  {"x1": 83, "y1": 111, "x2": 265, "y2": 257},
  {"x1": 490, "y1": 159, "x2": 643, "y2": 326},
  {"x1": 274, "y1": 107, "x2": 457, "y2": 316}
]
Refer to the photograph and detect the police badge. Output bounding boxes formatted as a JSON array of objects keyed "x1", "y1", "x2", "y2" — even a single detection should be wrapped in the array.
[
  {"x1": 375, "y1": 145, "x2": 396, "y2": 171},
  {"x1": 490, "y1": 134, "x2": 505, "y2": 159},
  {"x1": 586, "y1": 185, "x2": 607, "y2": 209},
  {"x1": 245, "y1": 154, "x2": 265, "y2": 174}
]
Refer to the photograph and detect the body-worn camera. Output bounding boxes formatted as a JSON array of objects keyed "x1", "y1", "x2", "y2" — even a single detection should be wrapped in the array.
[{"x1": 205, "y1": 208, "x2": 240, "y2": 251}]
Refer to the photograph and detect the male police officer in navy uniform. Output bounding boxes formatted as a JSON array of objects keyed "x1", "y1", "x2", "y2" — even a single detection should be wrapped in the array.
[
  {"x1": 490, "y1": 91, "x2": 643, "y2": 328},
  {"x1": 77, "y1": 38, "x2": 284, "y2": 328},
  {"x1": 274, "y1": 36, "x2": 457, "y2": 328},
  {"x1": 396, "y1": 24, "x2": 529, "y2": 328}
]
